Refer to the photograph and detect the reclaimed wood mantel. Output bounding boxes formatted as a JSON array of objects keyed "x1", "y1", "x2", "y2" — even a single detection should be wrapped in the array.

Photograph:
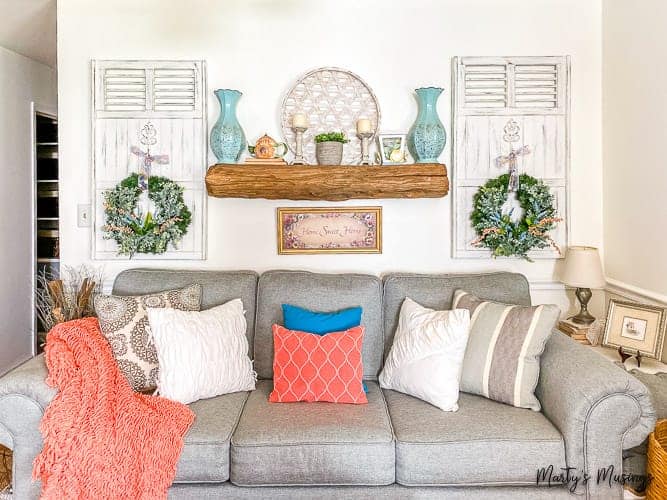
[{"x1": 205, "y1": 163, "x2": 448, "y2": 201}]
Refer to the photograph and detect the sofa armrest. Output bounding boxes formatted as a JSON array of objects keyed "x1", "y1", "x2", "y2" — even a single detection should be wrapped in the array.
[
  {"x1": 0, "y1": 354, "x2": 55, "y2": 499},
  {"x1": 536, "y1": 331, "x2": 656, "y2": 499}
]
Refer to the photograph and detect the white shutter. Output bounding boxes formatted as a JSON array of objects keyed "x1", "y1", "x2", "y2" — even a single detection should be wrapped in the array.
[
  {"x1": 94, "y1": 60, "x2": 203, "y2": 118},
  {"x1": 452, "y1": 56, "x2": 570, "y2": 259},
  {"x1": 91, "y1": 60, "x2": 207, "y2": 260}
]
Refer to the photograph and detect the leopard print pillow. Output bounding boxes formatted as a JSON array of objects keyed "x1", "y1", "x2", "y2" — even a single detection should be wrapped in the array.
[{"x1": 94, "y1": 284, "x2": 202, "y2": 391}]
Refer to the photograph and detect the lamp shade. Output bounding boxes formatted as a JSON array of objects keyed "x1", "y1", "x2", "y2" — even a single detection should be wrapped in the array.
[{"x1": 561, "y1": 246, "x2": 606, "y2": 288}]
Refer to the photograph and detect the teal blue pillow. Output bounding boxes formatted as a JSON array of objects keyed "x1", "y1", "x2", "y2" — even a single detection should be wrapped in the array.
[
  {"x1": 282, "y1": 304, "x2": 363, "y2": 335},
  {"x1": 281, "y1": 304, "x2": 367, "y2": 393}
]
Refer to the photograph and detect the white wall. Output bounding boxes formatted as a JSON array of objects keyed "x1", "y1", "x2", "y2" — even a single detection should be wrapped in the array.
[
  {"x1": 603, "y1": 0, "x2": 667, "y2": 301},
  {"x1": 57, "y1": 0, "x2": 603, "y2": 315},
  {"x1": 0, "y1": 46, "x2": 57, "y2": 374},
  {"x1": 602, "y1": 0, "x2": 667, "y2": 361}
]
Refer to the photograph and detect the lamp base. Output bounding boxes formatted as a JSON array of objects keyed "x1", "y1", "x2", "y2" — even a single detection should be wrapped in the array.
[{"x1": 569, "y1": 287, "x2": 596, "y2": 325}]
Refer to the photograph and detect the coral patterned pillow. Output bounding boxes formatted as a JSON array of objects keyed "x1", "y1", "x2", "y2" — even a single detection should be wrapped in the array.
[{"x1": 269, "y1": 325, "x2": 367, "y2": 404}]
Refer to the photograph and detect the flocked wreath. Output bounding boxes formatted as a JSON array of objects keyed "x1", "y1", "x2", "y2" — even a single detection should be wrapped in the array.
[
  {"x1": 470, "y1": 173, "x2": 562, "y2": 261},
  {"x1": 102, "y1": 173, "x2": 191, "y2": 257}
]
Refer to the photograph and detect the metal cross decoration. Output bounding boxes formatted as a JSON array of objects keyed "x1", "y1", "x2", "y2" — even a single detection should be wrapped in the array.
[
  {"x1": 495, "y1": 119, "x2": 530, "y2": 192},
  {"x1": 130, "y1": 122, "x2": 169, "y2": 191}
]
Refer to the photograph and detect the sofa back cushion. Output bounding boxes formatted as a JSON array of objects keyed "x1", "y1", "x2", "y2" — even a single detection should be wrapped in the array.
[
  {"x1": 112, "y1": 269, "x2": 259, "y2": 356},
  {"x1": 382, "y1": 272, "x2": 531, "y2": 359},
  {"x1": 254, "y1": 270, "x2": 383, "y2": 380}
]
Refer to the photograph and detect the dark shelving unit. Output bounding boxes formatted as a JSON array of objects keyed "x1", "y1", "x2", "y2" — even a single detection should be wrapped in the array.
[{"x1": 35, "y1": 113, "x2": 59, "y2": 350}]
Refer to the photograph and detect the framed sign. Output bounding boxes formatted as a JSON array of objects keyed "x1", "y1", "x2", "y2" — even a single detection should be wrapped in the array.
[
  {"x1": 603, "y1": 299, "x2": 666, "y2": 359},
  {"x1": 277, "y1": 207, "x2": 382, "y2": 254}
]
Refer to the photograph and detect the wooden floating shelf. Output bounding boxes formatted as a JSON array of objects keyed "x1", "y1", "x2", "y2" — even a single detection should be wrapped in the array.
[{"x1": 205, "y1": 163, "x2": 448, "y2": 201}]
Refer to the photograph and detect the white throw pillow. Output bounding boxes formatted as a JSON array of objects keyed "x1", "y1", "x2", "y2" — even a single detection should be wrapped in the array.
[
  {"x1": 379, "y1": 298, "x2": 471, "y2": 411},
  {"x1": 147, "y1": 299, "x2": 256, "y2": 404}
]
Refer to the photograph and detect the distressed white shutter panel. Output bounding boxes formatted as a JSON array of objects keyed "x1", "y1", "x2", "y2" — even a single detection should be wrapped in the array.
[
  {"x1": 452, "y1": 56, "x2": 570, "y2": 259},
  {"x1": 92, "y1": 60, "x2": 207, "y2": 260}
]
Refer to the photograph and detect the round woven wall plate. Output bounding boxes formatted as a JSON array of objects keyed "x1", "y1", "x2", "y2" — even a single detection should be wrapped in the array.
[{"x1": 281, "y1": 67, "x2": 381, "y2": 165}]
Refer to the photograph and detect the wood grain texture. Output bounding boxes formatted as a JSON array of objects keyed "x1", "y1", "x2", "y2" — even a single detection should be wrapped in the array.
[{"x1": 205, "y1": 163, "x2": 448, "y2": 201}]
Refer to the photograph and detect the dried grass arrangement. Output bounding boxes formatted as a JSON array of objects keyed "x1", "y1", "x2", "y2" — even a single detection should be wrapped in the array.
[{"x1": 35, "y1": 265, "x2": 104, "y2": 338}]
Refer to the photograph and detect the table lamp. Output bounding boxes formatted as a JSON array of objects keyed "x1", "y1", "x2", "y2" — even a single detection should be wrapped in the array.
[{"x1": 561, "y1": 246, "x2": 606, "y2": 325}]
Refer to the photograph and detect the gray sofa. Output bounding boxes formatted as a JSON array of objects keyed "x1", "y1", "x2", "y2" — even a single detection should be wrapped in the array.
[{"x1": 0, "y1": 269, "x2": 656, "y2": 499}]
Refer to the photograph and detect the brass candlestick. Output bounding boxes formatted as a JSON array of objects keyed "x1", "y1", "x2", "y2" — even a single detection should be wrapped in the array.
[
  {"x1": 291, "y1": 126, "x2": 308, "y2": 165},
  {"x1": 358, "y1": 132, "x2": 372, "y2": 165}
]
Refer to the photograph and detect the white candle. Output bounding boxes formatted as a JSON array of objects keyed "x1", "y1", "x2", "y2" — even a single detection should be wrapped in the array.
[
  {"x1": 357, "y1": 118, "x2": 372, "y2": 134},
  {"x1": 292, "y1": 113, "x2": 309, "y2": 129}
]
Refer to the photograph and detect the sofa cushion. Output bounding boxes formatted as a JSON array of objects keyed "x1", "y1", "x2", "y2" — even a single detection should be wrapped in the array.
[
  {"x1": 112, "y1": 269, "x2": 258, "y2": 357},
  {"x1": 270, "y1": 325, "x2": 367, "y2": 404},
  {"x1": 453, "y1": 290, "x2": 559, "y2": 411},
  {"x1": 174, "y1": 391, "x2": 249, "y2": 483},
  {"x1": 230, "y1": 380, "x2": 394, "y2": 486},
  {"x1": 383, "y1": 272, "x2": 531, "y2": 359},
  {"x1": 379, "y1": 298, "x2": 470, "y2": 412},
  {"x1": 94, "y1": 284, "x2": 202, "y2": 391},
  {"x1": 254, "y1": 270, "x2": 383, "y2": 380},
  {"x1": 383, "y1": 389, "x2": 566, "y2": 486},
  {"x1": 282, "y1": 303, "x2": 363, "y2": 334},
  {"x1": 148, "y1": 301, "x2": 256, "y2": 405}
]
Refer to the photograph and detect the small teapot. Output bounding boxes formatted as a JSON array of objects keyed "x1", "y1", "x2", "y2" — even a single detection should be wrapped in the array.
[{"x1": 248, "y1": 134, "x2": 288, "y2": 159}]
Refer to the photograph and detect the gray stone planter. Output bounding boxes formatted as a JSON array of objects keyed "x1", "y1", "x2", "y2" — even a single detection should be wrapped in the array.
[{"x1": 316, "y1": 141, "x2": 344, "y2": 165}]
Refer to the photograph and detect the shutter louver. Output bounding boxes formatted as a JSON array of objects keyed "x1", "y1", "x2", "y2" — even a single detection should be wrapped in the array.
[
  {"x1": 153, "y1": 68, "x2": 197, "y2": 111},
  {"x1": 463, "y1": 64, "x2": 507, "y2": 108},
  {"x1": 514, "y1": 64, "x2": 558, "y2": 108},
  {"x1": 103, "y1": 68, "x2": 147, "y2": 111}
]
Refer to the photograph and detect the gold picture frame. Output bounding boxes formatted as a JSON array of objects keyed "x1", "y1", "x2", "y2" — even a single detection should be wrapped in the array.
[
  {"x1": 277, "y1": 207, "x2": 382, "y2": 255},
  {"x1": 602, "y1": 299, "x2": 666, "y2": 359}
]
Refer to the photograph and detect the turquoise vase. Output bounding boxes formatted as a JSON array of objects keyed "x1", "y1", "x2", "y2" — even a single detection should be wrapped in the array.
[
  {"x1": 407, "y1": 87, "x2": 446, "y2": 163},
  {"x1": 210, "y1": 89, "x2": 246, "y2": 163}
]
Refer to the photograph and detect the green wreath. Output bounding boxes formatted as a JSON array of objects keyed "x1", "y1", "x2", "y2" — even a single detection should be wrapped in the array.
[
  {"x1": 102, "y1": 173, "x2": 192, "y2": 257},
  {"x1": 470, "y1": 173, "x2": 562, "y2": 261}
]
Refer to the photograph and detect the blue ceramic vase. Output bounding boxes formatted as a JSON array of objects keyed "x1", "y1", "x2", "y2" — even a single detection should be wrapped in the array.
[
  {"x1": 407, "y1": 87, "x2": 446, "y2": 163},
  {"x1": 210, "y1": 89, "x2": 246, "y2": 163}
]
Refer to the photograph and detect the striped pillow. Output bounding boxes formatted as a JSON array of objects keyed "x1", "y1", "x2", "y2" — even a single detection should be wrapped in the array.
[{"x1": 452, "y1": 290, "x2": 559, "y2": 411}]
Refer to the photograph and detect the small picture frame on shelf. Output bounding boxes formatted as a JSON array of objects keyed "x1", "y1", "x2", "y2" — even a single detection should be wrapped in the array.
[
  {"x1": 602, "y1": 299, "x2": 666, "y2": 359},
  {"x1": 375, "y1": 134, "x2": 408, "y2": 165}
]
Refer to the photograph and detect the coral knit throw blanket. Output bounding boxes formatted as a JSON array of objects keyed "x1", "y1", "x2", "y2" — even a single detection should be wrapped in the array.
[{"x1": 33, "y1": 317, "x2": 194, "y2": 499}]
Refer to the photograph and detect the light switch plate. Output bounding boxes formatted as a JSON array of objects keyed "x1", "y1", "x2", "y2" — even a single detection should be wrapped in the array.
[{"x1": 77, "y1": 204, "x2": 91, "y2": 227}]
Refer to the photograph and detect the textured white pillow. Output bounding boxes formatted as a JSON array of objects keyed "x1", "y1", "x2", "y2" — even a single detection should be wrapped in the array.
[
  {"x1": 379, "y1": 298, "x2": 471, "y2": 411},
  {"x1": 147, "y1": 299, "x2": 256, "y2": 404}
]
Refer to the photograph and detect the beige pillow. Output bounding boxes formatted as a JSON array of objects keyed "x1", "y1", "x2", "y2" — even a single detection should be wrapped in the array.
[
  {"x1": 93, "y1": 284, "x2": 202, "y2": 391},
  {"x1": 453, "y1": 290, "x2": 559, "y2": 411}
]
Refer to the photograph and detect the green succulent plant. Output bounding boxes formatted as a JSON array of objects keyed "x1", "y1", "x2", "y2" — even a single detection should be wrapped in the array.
[{"x1": 314, "y1": 132, "x2": 349, "y2": 144}]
